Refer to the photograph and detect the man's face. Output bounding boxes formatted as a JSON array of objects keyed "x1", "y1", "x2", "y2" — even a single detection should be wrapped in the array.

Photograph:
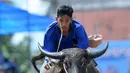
[{"x1": 56, "y1": 15, "x2": 72, "y2": 32}]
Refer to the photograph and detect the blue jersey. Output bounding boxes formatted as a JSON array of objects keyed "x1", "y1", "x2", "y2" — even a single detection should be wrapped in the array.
[{"x1": 43, "y1": 20, "x2": 90, "y2": 52}]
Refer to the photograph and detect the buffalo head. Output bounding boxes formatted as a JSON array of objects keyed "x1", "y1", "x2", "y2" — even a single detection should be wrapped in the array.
[{"x1": 39, "y1": 42, "x2": 109, "y2": 73}]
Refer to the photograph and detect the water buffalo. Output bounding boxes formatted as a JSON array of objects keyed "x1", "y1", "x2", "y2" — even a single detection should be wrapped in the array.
[{"x1": 34, "y1": 42, "x2": 108, "y2": 73}]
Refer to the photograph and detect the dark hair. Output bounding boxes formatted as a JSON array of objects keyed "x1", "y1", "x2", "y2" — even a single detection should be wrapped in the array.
[{"x1": 57, "y1": 5, "x2": 73, "y2": 18}]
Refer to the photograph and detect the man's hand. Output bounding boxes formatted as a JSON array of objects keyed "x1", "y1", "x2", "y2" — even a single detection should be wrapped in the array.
[{"x1": 88, "y1": 34, "x2": 103, "y2": 48}]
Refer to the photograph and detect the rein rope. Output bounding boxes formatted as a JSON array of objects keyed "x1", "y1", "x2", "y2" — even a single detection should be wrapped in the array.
[
  {"x1": 63, "y1": 64, "x2": 68, "y2": 73},
  {"x1": 57, "y1": 22, "x2": 63, "y2": 52},
  {"x1": 58, "y1": 22, "x2": 69, "y2": 73}
]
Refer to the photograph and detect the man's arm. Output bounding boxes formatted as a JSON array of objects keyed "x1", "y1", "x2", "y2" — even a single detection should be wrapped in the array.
[
  {"x1": 75, "y1": 25, "x2": 90, "y2": 49},
  {"x1": 76, "y1": 25, "x2": 102, "y2": 49},
  {"x1": 44, "y1": 34, "x2": 57, "y2": 52}
]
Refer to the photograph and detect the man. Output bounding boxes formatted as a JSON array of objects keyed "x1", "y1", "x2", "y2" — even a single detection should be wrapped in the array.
[
  {"x1": 32, "y1": 5, "x2": 102, "y2": 73},
  {"x1": 43, "y1": 5, "x2": 102, "y2": 52}
]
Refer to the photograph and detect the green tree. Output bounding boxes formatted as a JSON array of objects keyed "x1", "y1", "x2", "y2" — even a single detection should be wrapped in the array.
[{"x1": 0, "y1": 35, "x2": 32, "y2": 73}]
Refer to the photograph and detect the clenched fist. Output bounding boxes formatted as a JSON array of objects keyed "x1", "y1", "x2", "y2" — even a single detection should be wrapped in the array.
[{"x1": 88, "y1": 34, "x2": 103, "y2": 48}]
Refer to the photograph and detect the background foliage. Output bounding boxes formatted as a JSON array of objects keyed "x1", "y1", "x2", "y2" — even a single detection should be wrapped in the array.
[{"x1": 0, "y1": 35, "x2": 32, "y2": 73}]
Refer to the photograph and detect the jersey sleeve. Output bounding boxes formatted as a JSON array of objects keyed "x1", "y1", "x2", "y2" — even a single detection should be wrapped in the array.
[
  {"x1": 43, "y1": 22, "x2": 58, "y2": 52},
  {"x1": 76, "y1": 25, "x2": 90, "y2": 49},
  {"x1": 43, "y1": 21, "x2": 59, "y2": 52},
  {"x1": 43, "y1": 34, "x2": 57, "y2": 52}
]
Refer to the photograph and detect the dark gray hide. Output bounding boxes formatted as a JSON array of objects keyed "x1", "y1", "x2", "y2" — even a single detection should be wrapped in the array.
[{"x1": 39, "y1": 42, "x2": 109, "y2": 73}]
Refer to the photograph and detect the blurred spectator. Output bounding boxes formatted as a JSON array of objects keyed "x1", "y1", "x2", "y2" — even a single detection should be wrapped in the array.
[
  {"x1": 0, "y1": 52, "x2": 18, "y2": 73},
  {"x1": 0, "y1": 52, "x2": 4, "y2": 64}
]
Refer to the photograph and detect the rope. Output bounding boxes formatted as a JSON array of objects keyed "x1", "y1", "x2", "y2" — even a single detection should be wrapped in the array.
[
  {"x1": 57, "y1": 22, "x2": 63, "y2": 52},
  {"x1": 47, "y1": 22, "x2": 63, "y2": 72},
  {"x1": 57, "y1": 34, "x2": 63, "y2": 52},
  {"x1": 63, "y1": 64, "x2": 68, "y2": 73}
]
